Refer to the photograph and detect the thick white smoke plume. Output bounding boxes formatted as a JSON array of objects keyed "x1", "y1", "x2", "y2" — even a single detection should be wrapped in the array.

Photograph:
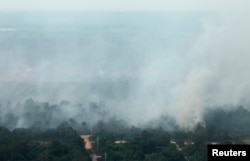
[
  {"x1": 0, "y1": 12, "x2": 250, "y2": 130},
  {"x1": 170, "y1": 14, "x2": 250, "y2": 129}
]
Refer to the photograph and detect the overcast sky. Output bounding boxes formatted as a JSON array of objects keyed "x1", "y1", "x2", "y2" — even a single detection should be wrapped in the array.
[{"x1": 0, "y1": 0, "x2": 249, "y2": 12}]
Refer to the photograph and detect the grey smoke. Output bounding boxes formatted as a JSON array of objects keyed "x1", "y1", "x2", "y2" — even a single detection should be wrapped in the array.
[{"x1": 0, "y1": 12, "x2": 250, "y2": 130}]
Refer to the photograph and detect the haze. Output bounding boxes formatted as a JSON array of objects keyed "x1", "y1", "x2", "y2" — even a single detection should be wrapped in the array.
[
  {"x1": 0, "y1": 0, "x2": 249, "y2": 12},
  {"x1": 0, "y1": 0, "x2": 250, "y2": 130}
]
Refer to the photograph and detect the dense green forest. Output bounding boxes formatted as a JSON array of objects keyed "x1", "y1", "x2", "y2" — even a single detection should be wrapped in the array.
[
  {"x1": 0, "y1": 125, "x2": 90, "y2": 161},
  {"x1": 1, "y1": 99, "x2": 250, "y2": 161},
  {"x1": 94, "y1": 128, "x2": 187, "y2": 161}
]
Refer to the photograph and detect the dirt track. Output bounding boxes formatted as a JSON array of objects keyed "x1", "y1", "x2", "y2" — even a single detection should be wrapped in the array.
[
  {"x1": 81, "y1": 135, "x2": 92, "y2": 150},
  {"x1": 81, "y1": 135, "x2": 102, "y2": 161}
]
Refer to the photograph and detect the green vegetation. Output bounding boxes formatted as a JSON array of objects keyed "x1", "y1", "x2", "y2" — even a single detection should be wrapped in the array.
[
  {"x1": 95, "y1": 128, "x2": 186, "y2": 161},
  {"x1": 0, "y1": 126, "x2": 91, "y2": 161},
  {"x1": 1, "y1": 99, "x2": 250, "y2": 161}
]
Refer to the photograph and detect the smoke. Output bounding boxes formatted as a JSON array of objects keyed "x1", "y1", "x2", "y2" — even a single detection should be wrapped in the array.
[
  {"x1": 0, "y1": 12, "x2": 250, "y2": 130},
  {"x1": 169, "y1": 13, "x2": 250, "y2": 129}
]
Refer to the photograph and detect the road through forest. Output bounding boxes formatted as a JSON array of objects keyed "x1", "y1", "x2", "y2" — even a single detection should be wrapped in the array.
[
  {"x1": 81, "y1": 135, "x2": 101, "y2": 161},
  {"x1": 81, "y1": 135, "x2": 92, "y2": 150}
]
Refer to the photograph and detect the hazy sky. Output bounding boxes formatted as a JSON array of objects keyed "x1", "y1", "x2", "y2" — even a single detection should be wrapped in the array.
[
  {"x1": 0, "y1": 0, "x2": 249, "y2": 12},
  {"x1": 1, "y1": 0, "x2": 250, "y2": 130}
]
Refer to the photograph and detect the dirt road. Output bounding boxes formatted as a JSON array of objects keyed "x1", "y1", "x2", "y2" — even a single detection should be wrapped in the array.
[
  {"x1": 80, "y1": 135, "x2": 92, "y2": 150},
  {"x1": 81, "y1": 135, "x2": 102, "y2": 161}
]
